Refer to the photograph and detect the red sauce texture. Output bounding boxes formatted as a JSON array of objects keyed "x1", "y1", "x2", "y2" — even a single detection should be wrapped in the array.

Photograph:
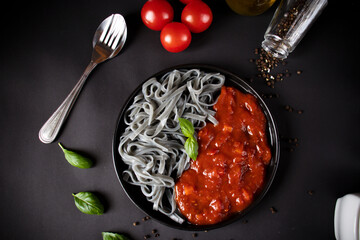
[{"x1": 175, "y1": 86, "x2": 272, "y2": 225}]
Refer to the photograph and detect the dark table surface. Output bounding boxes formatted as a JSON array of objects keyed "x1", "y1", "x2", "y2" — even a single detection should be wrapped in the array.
[{"x1": 1, "y1": 1, "x2": 359, "y2": 239}]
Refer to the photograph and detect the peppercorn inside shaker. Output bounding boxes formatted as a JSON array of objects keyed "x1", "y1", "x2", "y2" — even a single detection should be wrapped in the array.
[{"x1": 261, "y1": 0, "x2": 328, "y2": 59}]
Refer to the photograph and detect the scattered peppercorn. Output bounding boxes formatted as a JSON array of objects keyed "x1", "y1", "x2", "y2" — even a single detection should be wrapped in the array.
[
  {"x1": 281, "y1": 137, "x2": 300, "y2": 151},
  {"x1": 253, "y1": 48, "x2": 284, "y2": 88},
  {"x1": 261, "y1": 93, "x2": 280, "y2": 99},
  {"x1": 152, "y1": 229, "x2": 157, "y2": 234},
  {"x1": 270, "y1": 207, "x2": 277, "y2": 213},
  {"x1": 142, "y1": 216, "x2": 150, "y2": 221},
  {"x1": 192, "y1": 233, "x2": 198, "y2": 238},
  {"x1": 133, "y1": 221, "x2": 139, "y2": 226},
  {"x1": 308, "y1": 190, "x2": 314, "y2": 196},
  {"x1": 155, "y1": 233, "x2": 160, "y2": 238},
  {"x1": 284, "y1": 105, "x2": 304, "y2": 114},
  {"x1": 144, "y1": 234, "x2": 151, "y2": 239},
  {"x1": 296, "y1": 70, "x2": 302, "y2": 75}
]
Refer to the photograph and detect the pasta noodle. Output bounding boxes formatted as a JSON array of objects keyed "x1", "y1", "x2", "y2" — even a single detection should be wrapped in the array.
[{"x1": 118, "y1": 69, "x2": 225, "y2": 222}]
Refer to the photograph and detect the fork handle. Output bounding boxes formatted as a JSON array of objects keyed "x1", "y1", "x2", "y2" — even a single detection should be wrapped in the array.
[{"x1": 39, "y1": 61, "x2": 97, "y2": 144}]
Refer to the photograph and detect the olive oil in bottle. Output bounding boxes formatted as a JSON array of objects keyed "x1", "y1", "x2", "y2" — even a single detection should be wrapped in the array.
[{"x1": 225, "y1": 0, "x2": 277, "y2": 16}]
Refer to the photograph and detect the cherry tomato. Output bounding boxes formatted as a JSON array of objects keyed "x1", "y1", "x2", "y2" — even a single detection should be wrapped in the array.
[
  {"x1": 141, "y1": 0, "x2": 174, "y2": 31},
  {"x1": 160, "y1": 22, "x2": 192, "y2": 53},
  {"x1": 181, "y1": 0, "x2": 213, "y2": 33}
]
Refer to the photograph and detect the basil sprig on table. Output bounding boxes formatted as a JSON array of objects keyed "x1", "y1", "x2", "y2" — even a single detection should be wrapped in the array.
[
  {"x1": 102, "y1": 232, "x2": 130, "y2": 240},
  {"x1": 58, "y1": 143, "x2": 93, "y2": 169},
  {"x1": 72, "y1": 192, "x2": 104, "y2": 215},
  {"x1": 179, "y1": 118, "x2": 198, "y2": 160}
]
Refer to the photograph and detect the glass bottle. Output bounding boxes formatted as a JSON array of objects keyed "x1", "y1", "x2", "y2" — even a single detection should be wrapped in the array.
[
  {"x1": 261, "y1": 0, "x2": 327, "y2": 59},
  {"x1": 225, "y1": 0, "x2": 277, "y2": 16}
]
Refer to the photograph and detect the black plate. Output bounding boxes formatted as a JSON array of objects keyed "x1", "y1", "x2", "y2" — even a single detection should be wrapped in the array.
[{"x1": 112, "y1": 64, "x2": 280, "y2": 231}]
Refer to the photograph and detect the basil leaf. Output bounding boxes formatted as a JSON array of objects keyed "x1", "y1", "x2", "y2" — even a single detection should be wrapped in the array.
[
  {"x1": 58, "y1": 143, "x2": 93, "y2": 169},
  {"x1": 178, "y1": 118, "x2": 199, "y2": 160},
  {"x1": 179, "y1": 118, "x2": 194, "y2": 138},
  {"x1": 102, "y1": 232, "x2": 130, "y2": 240},
  {"x1": 72, "y1": 192, "x2": 104, "y2": 215},
  {"x1": 184, "y1": 136, "x2": 198, "y2": 160}
]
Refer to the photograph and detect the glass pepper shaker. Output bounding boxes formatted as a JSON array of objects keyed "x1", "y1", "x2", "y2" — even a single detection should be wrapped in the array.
[{"x1": 261, "y1": 0, "x2": 328, "y2": 59}]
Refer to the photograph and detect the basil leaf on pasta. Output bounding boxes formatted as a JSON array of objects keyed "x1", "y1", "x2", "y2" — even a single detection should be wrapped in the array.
[
  {"x1": 185, "y1": 136, "x2": 198, "y2": 160},
  {"x1": 179, "y1": 117, "x2": 194, "y2": 138}
]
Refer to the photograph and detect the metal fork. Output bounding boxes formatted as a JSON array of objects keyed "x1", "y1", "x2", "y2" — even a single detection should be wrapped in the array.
[{"x1": 39, "y1": 14, "x2": 127, "y2": 144}]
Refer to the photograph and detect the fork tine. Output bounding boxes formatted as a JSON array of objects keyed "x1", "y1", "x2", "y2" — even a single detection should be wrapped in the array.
[
  {"x1": 104, "y1": 16, "x2": 118, "y2": 45},
  {"x1": 99, "y1": 14, "x2": 114, "y2": 42},
  {"x1": 111, "y1": 18, "x2": 126, "y2": 49},
  {"x1": 107, "y1": 15, "x2": 121, "y2": 47}
]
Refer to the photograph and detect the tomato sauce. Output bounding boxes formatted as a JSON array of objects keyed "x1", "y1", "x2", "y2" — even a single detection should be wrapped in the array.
[{"x1": 175, "y1": 86, "x2": 272, "y2": 225}]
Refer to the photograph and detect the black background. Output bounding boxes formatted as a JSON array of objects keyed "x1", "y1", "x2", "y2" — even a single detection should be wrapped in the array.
[{"x1": 1, "y1": 1, "x2": 359, "y2": 239}]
